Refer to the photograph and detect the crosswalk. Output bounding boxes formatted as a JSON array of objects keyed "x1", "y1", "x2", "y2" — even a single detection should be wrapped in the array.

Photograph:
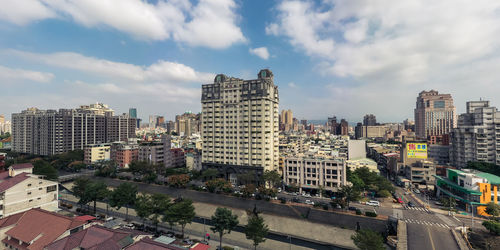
[
  {"x1": 403, "y1": 205, "x2": 431, "y2": 213},
  {"x1": 404, "y1": 218, "x2": 450, "y2": 229}
]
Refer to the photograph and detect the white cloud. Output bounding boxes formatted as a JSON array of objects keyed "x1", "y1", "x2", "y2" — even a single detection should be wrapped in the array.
[
  {"x1": 268, "y1": 0, "x2": 500, "y2": 121},
  {"x1": 0, "y1": 65, "x2": 54, "y2": 83},
  {"x1": 288, "y1": 82, "x2": 297, "y2": 88},
  {"x1": 0, "y1": 0, "x2": 245, "y2": 49},
  {"x1": 249, "y1": 47, "x2": 270, "y2": 60}
]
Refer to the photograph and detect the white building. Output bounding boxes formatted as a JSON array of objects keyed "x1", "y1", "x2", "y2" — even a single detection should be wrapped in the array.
[
  {"x1": 0, "y1": 163, "x2": 59, "y2": 218},
  {"x1": 283, "y1": 156, "x2": 347, "y2": 192},
  {"x1": 84, "y1": 143, "x2": 111, "y2": 165},
  {"x1": 346, "y1": 158, "x2": 379, "y2": 173}
]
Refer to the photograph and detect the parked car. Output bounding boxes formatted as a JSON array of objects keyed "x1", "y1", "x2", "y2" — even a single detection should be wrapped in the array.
[
  {"x1": 292, "y1": 197, "x2": 300, "y2": 203},
  {"x1": 434, "y1": 201, "x2": 443, "y2": 206},
  {"x1": 348, "y1": 206, "x2": 357, "y2": 211},
  {"x1": 366, "y1": 200, "x2": 380, "y2": 207},
  {"x1": 305, "y1": 200, "x2": 315, "y2": 205},
  {"x1": 407, "y1": 201, "x2": 415, "y2": 207},
  {"x1": 413, "y1": 189, "x2": 421, "y2": 194}
]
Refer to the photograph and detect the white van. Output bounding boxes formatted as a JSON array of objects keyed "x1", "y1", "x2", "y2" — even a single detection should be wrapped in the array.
[{"x1": 366, "y1": 200, "x2": 380, "y2": 207}]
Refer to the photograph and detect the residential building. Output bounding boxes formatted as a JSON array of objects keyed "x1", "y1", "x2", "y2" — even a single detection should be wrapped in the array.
[
  {"x1": 0, "y1": 115, "x2": 11, "y2": 135},
  {"x1": 129, "y1": 108, "x2": 140, "y2": 128},
  {"x1": 0, "y1": 208, "x2": 85, "y2": 249},
  {"x1": 428, "y1": 144, "x2": 450, "y2": 165},
  {"x1": 280, "y1": 109, "x2": 293, "y2": 131},
  {"x1": 84, "y1": 143, "x2": 111, "y2": 165},
  {"x1": 0, "y1": 153, "x2": 5, "y2": 170},
  {"x1": 0, "y1": 163, "x2": 59, "y2": 217},
  {"x1": 347, "y1": 139, "x2": 366, "y2": 160},
  {"x1": 435, "y1": 168, "x2": 500, "y2": 215},
  {"x1": 170, "y1": 148, "x2": 185, "y2": 168},
  {"x1": 201, "y1": 69, "x2": 279, "y2": 183},
  {"x1": 363, "y1": 114, "x2": 377, "y2": 126},
  {"x1": 111, "y1": 141, "x2": 139, "y2": 168},
  {"x1": 11, "y1": 104, "x2": 136, "y2": 156},
  {"x1": 283, "y1": 156, "x2": 347, "y2": 193},
  {"x1": 185, "y1": 152, "x2": 202, "y2": 171},
  {"x1": 327, "y1": 116, "x2": 349, "y2": 135},
  {"x1": 450, "y1": 100, "x2": 500, "y2": 168},
  {"x1": 414, "y1": 90, "x2": 457, "y2": 139},
  {"x1": 175, "y1": 112, "x2": 200, "y2": 136},
  {"x1": 45, "y1": 225, "x2": 136, "y2": 249},
  {"x1": 355, "y1": 124, "x2": 389, "y2": 139},
  {"x1": 405, "y1": 160, "x2": 436, "y2": 186},
  {"x1": 138, "y1": 135, "x2": 172, "y2": 168}
]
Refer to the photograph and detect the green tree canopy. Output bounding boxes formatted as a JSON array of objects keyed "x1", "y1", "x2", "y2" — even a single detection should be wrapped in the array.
[
  {"x1": 211, "y1": 207, "x2": 239, "y2": 250},
  {"x1": 135, "y1": 194, "x2": 153, "y2": 226},
  {"x1": 86, "y1": 181, "x2": 109, "y2": 215},
  {"x1": 483, "y1": 220, "x2": 500, "y2": 235},
  {"x1": 201, "y1": 168, "x2": 219, "y2": 180},
  {"x1": 351, "y1": 229, "x2": 385, "y2": 250},
  {"x1": 33, "y1": 160, "x2": 58, "y2": 180},
  {"x1": 245, "y1": 214, "x2": 268, "y2": 249},
  {"x1": 109, "y1": 183, "x2": 138, "y2": 221},
  {"x1": 263, "y1": 170, "x2": 281, "y2": 188},
  {"x1": 150, "y1": 193, "x2": 171, "y2": 232},
  {"x1": 166, "y1": 199, "x2": 196, "y2": 238},
  {"x1": 485, "y1": 202, "x2": 500, "y2": 218}
]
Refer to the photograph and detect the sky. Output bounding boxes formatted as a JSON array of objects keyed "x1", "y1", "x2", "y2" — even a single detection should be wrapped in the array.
[{"x1": 2, "y1": 0, "x2": 500, "y2": 123}]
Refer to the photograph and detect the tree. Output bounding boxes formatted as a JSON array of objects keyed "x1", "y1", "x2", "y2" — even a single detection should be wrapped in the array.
[
  {"x1": 238, "y1": 171, "x2": 257, "y2": 185},
  {"x1": 351, "y1": 229, "x2": 385, "y2": 250},
  {"x1": 72, "y1": 177, "x2": 92, "y2": 209},
  {"x1": 483, "y1": 220, "x2": 500, "y2": 235},
  {"x1": 167, "y1": 174, "x2": 191, "y2": 188},
  {"x1": 135, "y1": 194, "x2": 153, "y2": 226},
  {"x1": 109, "y1": 183, "x2": 138, "y2": 221},
  {"x1": 211, "y1": 207, "x2": 239, "y2": 249},
  {"x1": 150, "y1": 193, "x2": 171, "y2": 232},
  {"x1": 129, "y1": 161, "x2": 154, "y2": 175},
  {"x1": 485, "y1": 202, "x2": 500, "y2": 218},
  {"x1": 262, "y1": 170, "x2": 281, "y2": 188},
  {"x1": 206, "y1": 178, "x2": 232, "y2": 193},
  {"x1": 245, "y1": 214, "x2": 268, "y2": 249},
  {"x1": 86, "y1": 181, "x2": 109, "y2": 215},
  {"x1": 242, "y1": 184, "x2": 256, "y2": 198},
  {"x1": 33, "y1": 160, "x2": 58, "y2": 180},
  {"x1": 441, "y1": 197, "x2": 456, "y2": 210},
  {"x1": 377, "y1": 190, "x2": 391, "y2": 198},
  {"x1": 339, "y1": 185, "x2": 360, "y2": 208},
  {"x1": 166, "y1": 199, "x2": 196, "y2": 238},
  {"x1": 201, "y1": 168, "x2": 218, "y2": 180}
]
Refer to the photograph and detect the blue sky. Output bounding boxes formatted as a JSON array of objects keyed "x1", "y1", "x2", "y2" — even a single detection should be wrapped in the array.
[{"x1": 2, "y1": 0, "x2": 500, "y2": 122}]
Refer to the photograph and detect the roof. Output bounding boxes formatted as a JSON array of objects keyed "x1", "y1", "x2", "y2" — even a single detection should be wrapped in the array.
[
  {"x1": 3, "y1": 208, "x2": 86, "y2": 250},
  {"x1": 125, "y1": 237, "x2": 185, "y2": 250},
  {"x1": 74, "y1": 215, "x2": 96, "y2": 221},
  {"x1": 154, "y1": 235, "x2": 176, "y2": 245},
  {"x1": 0, "y1": 172, "x2": 30, "y2": 192},
  {"x1": 191, "y1": 243, "x2": 210, "y2": 250},
  {"x1": 10, "y1": 163, "x2": 34, "y2": 170},
  {"x1": 45, "y1": 225, "x2": 133, "y2": 250},
  {"x1": 475, "y1": 172, "x2": 500, "y2": 185}
]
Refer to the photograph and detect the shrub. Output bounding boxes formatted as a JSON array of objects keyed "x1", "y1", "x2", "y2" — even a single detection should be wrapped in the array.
[
  {"x1": 483, "y1": 220, "x2": 500, "y2": 235},
  {"x1": 356, "y1": 209, "x2": 362, "y2": 215},
  {"x1": 279, "y1": 197, "x2": 287, "y2": 204},
  {"x1": 365, "y1": 211, "x2": 378, "y2": 217},
  {"x1": 322, "y1": 204, "x2": 329, "y2": 210},
  {"x1": 313, "y1": 203, "x2": 322, "y2": 208}
]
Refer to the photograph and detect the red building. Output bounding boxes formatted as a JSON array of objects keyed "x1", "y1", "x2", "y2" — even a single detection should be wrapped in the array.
[{"x1": 170, "y1": 148, "x2": 185, "y2": 168}]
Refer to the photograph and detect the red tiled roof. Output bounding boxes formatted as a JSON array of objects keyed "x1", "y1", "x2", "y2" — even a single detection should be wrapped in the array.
[
  {"x1": 0, "y1": 171, "x2": 10, "y2": 181},
  {"x1": 125, "y1": 237, "x2": 185, "y2": 250},
  {"x1": 74, "y1": 215, "x2": 96, "y2": 221},
  {"x1": 0, "y1": 172, "x2": 30, "y2": 192},
  {"x1": 10, "y1": 163, "x2": 34, "y2": 170},
  {"x1": 45, "y1": 225, "x2": 132, "y2": 250},
  {"x1": 4, "y1": 208, "x2": 85, "y2": 250},
  {"x1": 191, "y1": 243, "x2": 211, "y2": 250}
]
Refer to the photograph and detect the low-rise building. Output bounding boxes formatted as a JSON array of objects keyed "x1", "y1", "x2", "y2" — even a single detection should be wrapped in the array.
[
  {"x1": 404, "y1": 160, "x2": 436, "y2": 187},
  {"x1": 84, "y1": 143, "x2": 111, "y2": 165},
  {"x1": 111, "y1": 141, "x2": 139, "y2": 168},
  {"x1": 0, "y1": 163, "x2": 59, "y2": 217},
  {"x1": 185, "y1": 152, "x2": 202, "y2": 171},
  {"x1": 46, "y1": 225, "x2": 136, "y2": 249},
  {"x1": 138, "y1": 135, "x2": 172, "y2": 168},
  {"x1": 0, "y1": 208, "x2": 85, "y2": 249},
  {"x1": 346, "y1": 158, "x2": 379, "y2": 173},
  {"x1": 435, "y1": 168, "x2": 500, "y2": 215},
  {"x1": 284, "y1": 156, "x2": 347, "y2": 193},
  {"x1": 170, "y1": 148, "x2": 185, "y2": 168}
]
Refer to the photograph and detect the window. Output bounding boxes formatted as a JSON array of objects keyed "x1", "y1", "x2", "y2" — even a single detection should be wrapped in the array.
[
  {"x1": 434, "y1": 100, "x2": 445, "y2": 108},
  {"x1": 46, "y1": 185, "x2": 57, "y2": 193}
]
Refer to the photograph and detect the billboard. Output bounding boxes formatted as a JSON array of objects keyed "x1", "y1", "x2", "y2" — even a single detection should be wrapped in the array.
[{"x1": 407, "y1": 143, "x2": 427, "y2": 159}]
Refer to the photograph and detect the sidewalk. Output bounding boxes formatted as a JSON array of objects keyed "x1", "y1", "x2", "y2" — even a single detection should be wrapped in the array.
[{"x1": 61, "y1": 193, "x2": 356, "y2": 249}]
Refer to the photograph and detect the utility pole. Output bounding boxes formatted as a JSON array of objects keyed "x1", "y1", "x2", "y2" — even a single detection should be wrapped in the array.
[{"x1": 471, "y1": 203, "x2": 474, "y2": 231}]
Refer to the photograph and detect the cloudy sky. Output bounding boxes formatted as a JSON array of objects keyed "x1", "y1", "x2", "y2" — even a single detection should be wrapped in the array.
[{"x1": 2, "y1": 0, "x2": 500, "y2": 122}]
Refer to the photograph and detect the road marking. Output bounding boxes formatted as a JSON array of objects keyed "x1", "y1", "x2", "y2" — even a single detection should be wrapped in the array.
[{"x1": 427, "y1": 226, "x2": 437, "y2": 250}]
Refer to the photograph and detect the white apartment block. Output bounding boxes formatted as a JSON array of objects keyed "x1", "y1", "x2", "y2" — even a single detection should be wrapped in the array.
[
  {"x1": 450, "y1": 100, "x2": 500, "y2": 168},
  {"x1": 283, "y1": 156, "x2": 347, "y2": 192},
  {"x1": 0, "y1": 163, "x2": 58, "y2": 218},
  {"x1": 84, "y1": 143, "x2": 111, "y2": 165},
  {"x1": 201, "y1": 69, "x2": 279, "y2": 182}
]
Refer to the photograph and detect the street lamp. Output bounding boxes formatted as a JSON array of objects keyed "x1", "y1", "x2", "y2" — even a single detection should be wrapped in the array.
[
  {"x1": 287, "y1": 235, "x2": 292, "y2": 250},
  {"x1": 470, "y1": 203, "x2": 474, "y2": 231}
]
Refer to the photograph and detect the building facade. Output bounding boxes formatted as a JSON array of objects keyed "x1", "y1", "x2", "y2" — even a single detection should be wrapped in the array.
[
  {"x1": 111, "y1": 141, "x2": 139, "y2": 168},
  {"x1": 83, "y1": 143, "x2": 111, "y2": 165},
  {"x1": 138, "y1": 135, "x2": 172, "y2": 168},
  {"x1": 283, "y1": 156, "x2": 347, "y2": 192},
  {"x1": 11, "y1": 104, "x2": 136, "y2": 156},
  {"x1": 363, "y1": 114, "x2": 377, "y2": 126},
  {"x1": 414, "y1": 90, "x2": 457, "y2": 139},
  {"x1": 201, "y1": 69, "x2": 279, "y2": 183},
  {"x1": 450, "y1": 100, "x2": 500, "y2": 168}
]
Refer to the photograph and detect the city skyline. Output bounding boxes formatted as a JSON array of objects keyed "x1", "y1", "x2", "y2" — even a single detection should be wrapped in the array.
[{"x1": 2, "y1": 1, "x2": 500, "y2": 122}]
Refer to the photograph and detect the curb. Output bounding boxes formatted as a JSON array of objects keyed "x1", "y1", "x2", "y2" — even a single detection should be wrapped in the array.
[
  {"x1": 396, "y1": 220, "x2": 407, "y2": 250},
  {"x1": 450, "y1": 229, "x2": 470, "y2": 250}
]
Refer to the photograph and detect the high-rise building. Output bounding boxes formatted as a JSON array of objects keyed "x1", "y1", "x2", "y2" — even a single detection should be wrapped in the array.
[
  {"x1": 280, "y1": 109, "x2": 293, "y2": 131},
  {"x1": 327, "y1": 116, "x2": 338, "y2": 134},
  {"x1": 149, "y1": 115, "x2": 157, "y2": 128},
  {"x1": 138, "y1": 135, "x2": 172, "y2": 168},
  {"x1": 363, "y1": 114, "x2": 377, "y2": 126},
  {"x1": 201, "y1": 69, "x2": 279, "y2": 183},
  {"x1": 450, "y1": 100, "x2": 500, "y2": 168},
  {"x1": 129, "y1": 108, "x2": 140, "y2": 128},
  {"x1": 0, "y1": 115, "x2": 11, "y2": 135},
  {"x1": 175, "y1": 112, "x2": 200, "y2": 136},
  {"x1": 11, "y1": 104, "x2": 136, "y2": 156},
  {"x1": 156, "y1": 116, "x2": 165, "y2": 128},
  {"x1": 414, "y1": 90, "x2": 457, "y2": 139}
]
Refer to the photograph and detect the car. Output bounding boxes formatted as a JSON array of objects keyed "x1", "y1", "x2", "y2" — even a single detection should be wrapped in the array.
[
  {"x1": 348, "y1": 206, "x2": 357, "y2": 211},
  {"x1": 407, "y1": 201, "x2": 415, "y2": 207},
  {"x1": 305, "y1": 200, "x2": 315, "y2": 205},
  {"x1": 292, "y1": 197, "x2": 300, "y2": 203},
  {"x1": 123, "y1": 223, "x2": 134, "y2": 229},
  {"x1": 366, "y1": 200, "x2": 380, "y2": 207},
  {"x1": 434, "y1": 201, "x2": 443, "y2": 206},
  {"x1": 183, "y1": 239, "x2": 194, "y2": 245},
  {"x1": 397, "y1": 198, "x2": 403, "y2": 204},
  {"x1": 413, "y1": 189, "x2": 421, "y2": 194},
  {"x1": 277, "y1": 188, "x2": 282, "y2": 193}
]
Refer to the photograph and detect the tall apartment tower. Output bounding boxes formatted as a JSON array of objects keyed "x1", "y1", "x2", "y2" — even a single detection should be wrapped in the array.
[
  {"x1": 12, "y1": 104, "x2": 136, "y2": 156},
  {"x1": 414, "y1": 90, "x2": 457, "y2": 139},
  {"x1": 363, "y1": 114, "x2": 377, "y2": 126},
  {"x1": 201, "y1": 69, "x2": 279, "y2": 183},
  {"x1": 450, "y1": 100, "x2": 500, "y2": 168}
]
